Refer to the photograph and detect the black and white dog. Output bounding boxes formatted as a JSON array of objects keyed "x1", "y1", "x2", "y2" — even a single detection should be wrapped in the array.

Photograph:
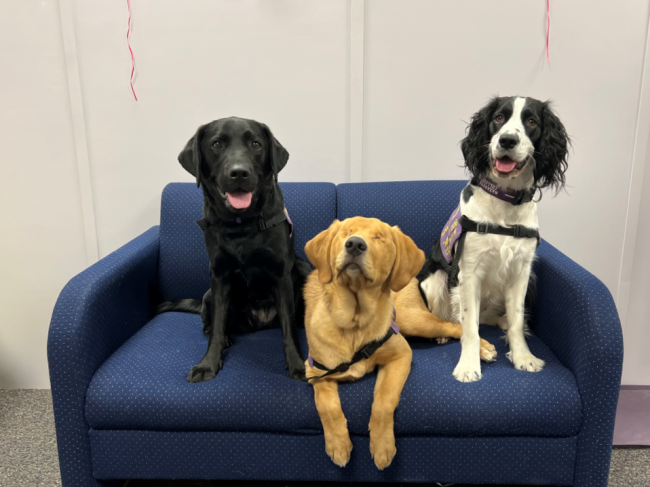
[{"x1": 419, "y1": 96, "x2": 569, "y2": 382}]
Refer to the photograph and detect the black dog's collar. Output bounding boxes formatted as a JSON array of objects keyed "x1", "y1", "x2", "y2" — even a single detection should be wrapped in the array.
[
  {"x1": 307, "y1": 309, "x2": 399, "y2": 381},
  {"x1": 476, "y1": 177, "x2": 536, "y2": 206},
  {"x1": 196, "y1": 208, "x2": 293, "y2": 236}
]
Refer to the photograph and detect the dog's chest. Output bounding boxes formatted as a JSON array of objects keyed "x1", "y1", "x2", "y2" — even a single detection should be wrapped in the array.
[{"x1": 459, "y1": 187, "x2": 538, "y2": 282}]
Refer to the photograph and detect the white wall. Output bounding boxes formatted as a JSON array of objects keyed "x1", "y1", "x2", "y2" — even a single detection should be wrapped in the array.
[
  {"x1": 0, "y1": 1, "x2": 87, "y2": 388},
  {"x1": 1, "y1": 0, "x2": 650, "y2": 388}
]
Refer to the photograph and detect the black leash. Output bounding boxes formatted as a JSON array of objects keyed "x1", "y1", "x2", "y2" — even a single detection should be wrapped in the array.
[{"x1": 307, "y1": 309, "x2": 399, "y2": 381}]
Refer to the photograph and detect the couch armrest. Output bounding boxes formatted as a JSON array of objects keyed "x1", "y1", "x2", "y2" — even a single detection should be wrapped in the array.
[
  {"x1": 47, "y1": 226, "x2": 160, "y2": 487},
  {"x1": 533, "y1": 240, "x2": 623, "y2": 487}
]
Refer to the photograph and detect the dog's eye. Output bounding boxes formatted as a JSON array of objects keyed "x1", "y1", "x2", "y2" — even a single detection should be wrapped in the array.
[
  {"x1": 252, "y1": 141, "x2": 261, "y2": 150},
  {"x1": 212, "y1": 141, "x2": 223, "y2": 149},
  {"x1": 494, "y1": 114, "x2": 504, "y2": 123},
  {"x1": 373, "y1": 236, "x2": 381, "y2": 240},
  {"x1": 527, "y1": 119, "x2": 537, "y2": 127}
]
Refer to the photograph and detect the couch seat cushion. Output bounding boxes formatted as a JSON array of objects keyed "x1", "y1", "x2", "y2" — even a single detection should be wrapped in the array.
[{"x1": 86, "y1": 312, "x2": 581, "y2": 437}]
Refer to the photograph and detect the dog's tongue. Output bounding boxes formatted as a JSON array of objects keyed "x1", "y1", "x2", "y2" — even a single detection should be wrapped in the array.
[
  {"x1": 496, "y1": 159, "x2": 518, "y2": 173},
  {"x1": 226, "y1": 190, "x2": 252, "y2": 209}
]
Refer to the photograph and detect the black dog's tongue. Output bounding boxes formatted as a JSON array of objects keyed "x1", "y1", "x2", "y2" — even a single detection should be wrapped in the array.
[{"x1": 226, "y1": 190, "x2": 252, "y2": 209}]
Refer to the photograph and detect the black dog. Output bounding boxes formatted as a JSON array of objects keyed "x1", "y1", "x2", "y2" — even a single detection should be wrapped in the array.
[{"x1": 158, "y1": 117, "x2": 309, "y2": 382}]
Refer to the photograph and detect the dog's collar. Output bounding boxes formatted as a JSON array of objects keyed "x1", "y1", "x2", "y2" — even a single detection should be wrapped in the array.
[
  {"x1": 477, "y1": 177, "x2": 536, "y2": 206},
  {"x1": 196, "y1": 207, "x2": 293, "y2": 237},
  {"x1": 307, "y1": 308, "x2": 399, "y2": 381}
]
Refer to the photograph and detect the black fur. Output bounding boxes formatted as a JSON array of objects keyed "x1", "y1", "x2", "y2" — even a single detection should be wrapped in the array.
[
  {"x1": 159, "y1": 117, "x2": 308, "y2": 383},
  {"x1": 461, "y1": 96, "x2": 570, "y2": 192}
]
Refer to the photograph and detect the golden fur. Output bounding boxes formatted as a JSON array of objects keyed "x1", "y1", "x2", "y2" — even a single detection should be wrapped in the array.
[{"x1": 303, "y1": 217, "x2": 496, "y2": 470}]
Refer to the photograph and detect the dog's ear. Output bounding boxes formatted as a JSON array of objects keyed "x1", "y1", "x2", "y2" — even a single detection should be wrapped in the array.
[
  {"x1": 388, "y1": 226, "x2": 425, "y2": 292},
  {"x1": 260, "y1": 123, "x2": 289, "y2": 182},
  {"x1": 535, "y1": 102, "x2": 570, "y2": 192},
  {"x1": 178, "y1": 124, "x2": 208, "y2": 187},
  {"x1": 461, "y1": 97, "x2": 500, "y2": 178},
  {"x1": 305, "y1": 220, "x2": 341, "y2": 284}
]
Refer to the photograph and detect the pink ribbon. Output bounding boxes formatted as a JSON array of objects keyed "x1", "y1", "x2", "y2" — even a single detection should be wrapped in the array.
[
  {"x1": 546, "y1": 0, "x2": 551, "y2": 64},
  {"x1": 127, "y1": 0, "x2": 138, "y2": 101}
]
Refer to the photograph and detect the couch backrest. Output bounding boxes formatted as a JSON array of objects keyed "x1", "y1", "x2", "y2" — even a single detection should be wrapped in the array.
[
  {"x1": 337, "y1": 180, "x2": 466, "y2": 256},
  {"x1": 158, "y1": 182, "x2": 336, "y2": 300}
]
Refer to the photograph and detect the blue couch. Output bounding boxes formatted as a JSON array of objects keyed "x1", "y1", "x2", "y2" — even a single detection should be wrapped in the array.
[{"x1": 48, "y1": 181, "x2": 623, "y2": 487}]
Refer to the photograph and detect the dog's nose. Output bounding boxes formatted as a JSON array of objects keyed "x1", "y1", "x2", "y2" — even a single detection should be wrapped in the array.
[
  {"x1": 498, "y1": 134, "x2": 519, "y2": 150},
  {"x1": 345, "y1": 236, "x2": 367, "y2": 256},
  {"x1": 229, "y1": 164, "x2": 250, "y2": 180}
]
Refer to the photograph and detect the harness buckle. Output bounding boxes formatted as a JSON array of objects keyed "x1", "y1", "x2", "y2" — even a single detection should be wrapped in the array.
[
  {"x1": 258, "y1": 220, "x2": 267, "y2": 230},
  {"x1": 476, "y1": 222, "x2": 489, "y2": 234},
  {"x1": 512, "y1": 225, "x2": 524, "y2": 238}
]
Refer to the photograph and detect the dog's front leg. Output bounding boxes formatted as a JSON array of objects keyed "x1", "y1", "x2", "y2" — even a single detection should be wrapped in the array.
[
  {"x1": 368, "y1": 344, "x2": 412, "y2": 470},
  {"x1": 505, "y1": 267, "x2": 545, "y2": 372},
  {"x1": 313, "y1": 379, "x2": 353, "y2": 467},
  {"x1": 273, "y1": 275, "x2": 306, "y2": 381},
  {"x1": 452, "y1": 267, "x2": 483, "y2": 382},
  {"x1": 187, "y1": 275, "x2": 230, "y2": 383}
]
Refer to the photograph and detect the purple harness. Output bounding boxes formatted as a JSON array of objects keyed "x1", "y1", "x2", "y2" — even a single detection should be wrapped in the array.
[{"x1": 307, "y1": 308, "x2": 400, "y2": 381}]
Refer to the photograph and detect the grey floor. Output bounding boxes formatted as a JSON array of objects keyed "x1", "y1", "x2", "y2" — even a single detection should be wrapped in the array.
[{"x1": 1, "y1": 390, "x2": 647, "y2": 487}]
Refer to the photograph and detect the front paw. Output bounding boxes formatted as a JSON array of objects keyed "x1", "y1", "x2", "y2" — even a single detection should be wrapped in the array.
[
  {"x1": 508, "y1": 352, "x2": 545, "y2": 372},
  {"x1": 186, "y1": 359, "x2": 222, "y2": 383},
  {"x1": 286, "y1": 356, "x2": 307, "y2": 381},
  {"x1": 288, "y1": 362, "x2": 307, "y2": 381},
  {"x1": 369, "y1": 430, "x2": 396, "y2": 470},
  {"x1": 325, "y1": 434, "x2": 353, "y2": 467},
  {"x1": 452, "y1": 356, "x2": 482, "y2": 383},
  {"x1": 480, "y1": 339, "x2": 497, "y2": 363}
]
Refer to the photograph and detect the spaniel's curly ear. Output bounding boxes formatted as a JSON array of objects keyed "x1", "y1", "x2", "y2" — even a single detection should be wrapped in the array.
[
  {"x1": 178, "y1": 124, "x2": 208, "y2": 187},
  {"x1": 534, "y1": 102, "x2": 570, "y2": 191},
  {"x1": 305, "y1": 220, "x2": 341, "y2": 284},
  {"x1": 461, "y1": 97, "x2": 501, "y2": 178},
  {"x1": 388, "y1": 226, "x2": 425, "y2": 292}
]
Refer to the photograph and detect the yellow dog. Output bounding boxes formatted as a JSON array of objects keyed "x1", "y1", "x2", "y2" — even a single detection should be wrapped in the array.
[{"x1": 303, "y1": 216, "x2": 496, "y2": 470}]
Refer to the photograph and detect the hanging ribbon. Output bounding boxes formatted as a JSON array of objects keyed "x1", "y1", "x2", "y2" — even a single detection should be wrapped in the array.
[
  {"x1": 126, "y1": 0, "x2": 138, "y2": 101},
  {"x1": 546, "y1": 0, "x2": 551, "y2": 64}
]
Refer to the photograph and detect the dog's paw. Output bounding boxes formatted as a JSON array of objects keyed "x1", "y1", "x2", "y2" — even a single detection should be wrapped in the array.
[
  {"x1": 452, "y1": 357, "x2": 482, "y2": 383},
  {"x1": 480, "y1": 339, "x2": 497, "y2": 363},
  {"x1": 286, "y1": 357, "x2": 307, "y2": 381},
  {"x1": 508, "y1": 352, "x2": 545, "y2": 372},
  {"x1": 325, "y1": 435, "x2": 353, "y2": 468},
  {"x1": 186, "y1": 360, "x2": 222, "y2": 383},
  {"x1": 436, "y1": 337, "x2": 450, "y2": 344},
  {"x1": 370, "y1": 433, "x2": 396, "y2": 470}
]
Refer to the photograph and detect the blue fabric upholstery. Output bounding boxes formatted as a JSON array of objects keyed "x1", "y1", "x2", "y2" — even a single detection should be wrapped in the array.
[
  {"x1": 48, "y1": 180, "x2": 624, "y2": 487},
  {"x1": 337, "y1": 180, "x2": 467, "y2": 255},
  {"x1": 48, "y1": 227, "x2": 160, "y2": 487},
  {"x1": 89, "y1": 431, "x2": 577, "y2": 485},
  {"x1": 86, "y1": 313, "x2": 581, "y2": 438},
  {"x1": 158, "y1": 182, "x2": 336, "y2": 301},
  {"x1": 533, "y1": 242, "x2": 624, "y2": 487}
]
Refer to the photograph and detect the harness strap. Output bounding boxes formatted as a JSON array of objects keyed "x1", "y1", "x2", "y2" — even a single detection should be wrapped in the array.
[
  {"x1": 196, "y1": 208, "x2": 292, "y2": 235},
  {"x1": 459, "y1": 215, "x2": 540, "y2": 240},
  {"x1": 307, "y1": 309, "x2": 399, "y2": 382}
]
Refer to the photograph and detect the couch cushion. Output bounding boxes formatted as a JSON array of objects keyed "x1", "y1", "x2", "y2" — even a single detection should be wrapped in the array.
[
  {"x1": 158, "y1": 182, "x2": 336, "y2": 301},
  {"x1": 337, "y1": 180, "x2": 467, "y2": 256},
  {"x1": 86, "y1": 312, "x2": 582, "y2": 438}
]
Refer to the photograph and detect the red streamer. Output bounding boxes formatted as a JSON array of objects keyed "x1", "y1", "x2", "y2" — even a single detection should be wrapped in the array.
[
  {"x1": 127, "y1": 0, "x2": 138, "y2": 101},
  {"x1": 546, "y1": 0, "x2": 551, "y2": 64}
]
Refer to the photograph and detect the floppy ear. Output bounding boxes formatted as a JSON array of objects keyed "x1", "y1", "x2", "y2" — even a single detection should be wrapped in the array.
[
  {"x1": 260, "y1": 123, "x2": 289, "y2": 181},
  {"x1": 305, "y1": 220, "x2": 341, "y2": 284},
  {"x1": 534, "y1": 102, "x2": 570, "y2": 192},
  {"x1": 461, "y1": 97, "x2": 500, "y2": 178},
  {"x1": 388, "y1": 226, "x2": 425, "y2": 292},
  {"x1": 178, "y1": 124, "x2": 208, "y2": 187}
]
